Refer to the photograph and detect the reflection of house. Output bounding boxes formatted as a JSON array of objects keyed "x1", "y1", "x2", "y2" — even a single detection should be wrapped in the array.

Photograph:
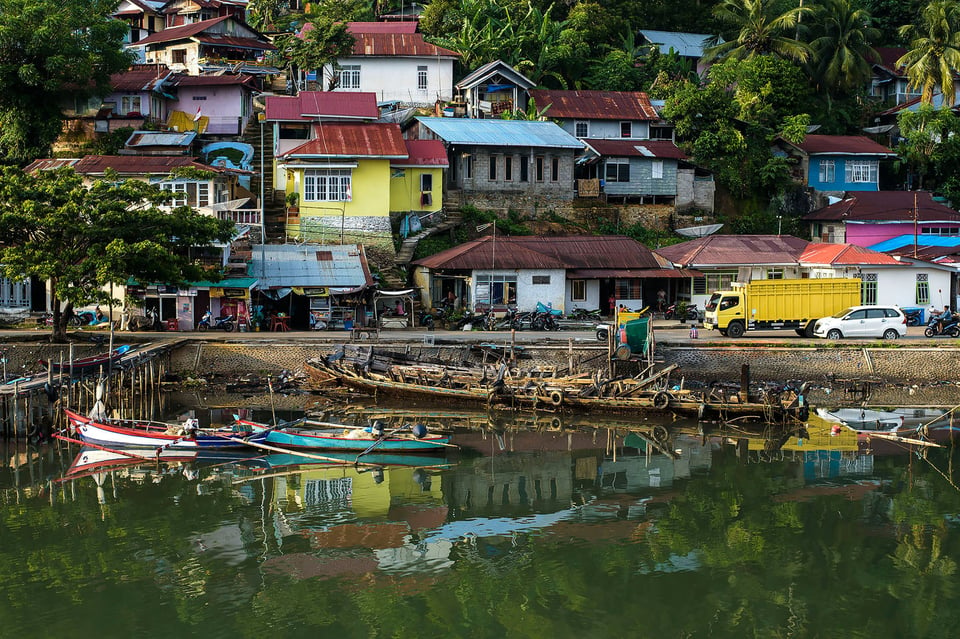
[
  {"x1": 775, "y1": 135, "x2": 895, "y2": 195},
  {"x1": 638, "y1": 29, "x2": 718, "y2": 77},
  {"x1": 411, "y1": 235, "x2": 686, "y2": 314},
  {"x1": 802, "y1": 191, "x2": 960, "y2": 246},
  {"x1": 410, "y1": 117, "x2": 583, "y2": 204},
  {"x1": 133, "y1": 16, "x2": 276, "y2": 76},
  {"x1": 455, "y1": 60, "x2": 535, "y2": 118},
  {"x1": 320, "y1": 22, "x2": 459, "y2": 105}
]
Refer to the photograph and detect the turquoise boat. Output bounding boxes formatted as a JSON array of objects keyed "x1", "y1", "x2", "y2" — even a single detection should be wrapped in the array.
[{"x1": 263, "y1": 426, "x2": 453, "y2": 452}]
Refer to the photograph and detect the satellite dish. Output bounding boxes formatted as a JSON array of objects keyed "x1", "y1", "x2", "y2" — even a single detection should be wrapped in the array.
[{"x1": 675, "y1": 223, "x2": 723, "y2": 238}]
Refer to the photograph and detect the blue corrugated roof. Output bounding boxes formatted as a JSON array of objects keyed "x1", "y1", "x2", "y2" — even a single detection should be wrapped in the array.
[
  {"x1": 249, "y1": 244, "x2": 370, "y2": 289},
  {"x1": 416, "y1": 117, "x2": 583, "y2": 149},
  {"x1": 869, "y1": 234, "x2": 960, "y2": 252},
  {"x1": 639, "y1": 30, "x2": 718, "y2": 58}
]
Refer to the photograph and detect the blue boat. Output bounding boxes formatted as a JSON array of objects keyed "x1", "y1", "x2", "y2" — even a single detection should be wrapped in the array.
[
  {"x1": 253, "y1": 451, "x2": 453, "y2": 469},
  {"x1": 237, "y1": 419, "x2": 453, "y2": 453}
]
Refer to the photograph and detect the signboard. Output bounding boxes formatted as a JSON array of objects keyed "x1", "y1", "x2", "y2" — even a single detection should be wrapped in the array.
[{"x1": 304, "y1": 287, "x2": 329, "y2": 297}]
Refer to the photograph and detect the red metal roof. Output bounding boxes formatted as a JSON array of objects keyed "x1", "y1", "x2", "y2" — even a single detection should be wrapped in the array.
[
  {"x1": 280, "y1": 123, "x2": 408, "y2": 158},
  {"x1": 136, "y1": 15, "x2": 231, "y2": 46},
  {"x1": 265, "y1": 92, "x2": 379, "y2": 121},
  {"x1": 193, "y1": 34, "x2": 276, "y2": 50},
  {"x1": 527, "y1": 90, "x2": 659, "y2": 121},
  {"x1": 24, "y1": 159, "x2": 80, "y2": 173},
  {"x1": 350, "y1": 33, "x2": 458, "y2": 58},
  {"x1": 414, "y1": 236, "x2": 667, "y2": 271},
  {"x1": 71, "y1": 155, "x2": 216, "y2": 174},
  {"x1": 168, "y1": 73, "x2": 258, "y2": 87},
  {"x1": 655, "y1": 235, "x2": 811, "y2": 267},
  {"x1": 584, "y1": 139, "x2": 687, "y2": 160},
  {"x1": 799, "y1": 243, "x2": 901, "y2": 266},
  {"x1": 393, "y1": 139, "x2": 448, "y2": 167},
  {"x1": 804, "y1": 191, "x2": 960, "y2": 222},
  {"x1": 791, "y1": 135, "x2": 893, "y2": 155},
  {"x1": 346, "y1": 21, "x2": 419, "y2": 34},
  {"x1": 110, "y1": 64, "x2": 171, "y2": 92}
]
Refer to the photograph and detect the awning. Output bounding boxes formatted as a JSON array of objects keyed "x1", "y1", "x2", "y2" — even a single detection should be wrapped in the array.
[{"x1": 566, "y1": 269, "x2": 703, "y2": 278}]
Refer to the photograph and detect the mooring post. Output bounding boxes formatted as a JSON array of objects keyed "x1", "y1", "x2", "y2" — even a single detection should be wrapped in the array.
[
  {"x1": 741, "y1": 364, "x2": 751, "y2": 403},
  {"x1": 568, "y1": 338, "x2": 573, "y2": 375}
]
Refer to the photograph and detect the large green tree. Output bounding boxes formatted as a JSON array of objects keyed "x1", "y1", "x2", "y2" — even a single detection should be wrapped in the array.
[
  {"x1": 704, "y1": 0, "x2": 813, "y2": 64},
  {"x1": 0, "y1": 167, "x2": 235, "y2": 342},
  {"x1": 0, "y1": 0, "x2": 132, "y2": 164},
  {"x1": 808, "y1": 0, "x2": 880, "y2": 97},
  {"x1": 273, "y1": 19, "x2": 356, "y2": 92},
  {"x1": 897, "y1": 0, "x2": 960, "y2": 106}
]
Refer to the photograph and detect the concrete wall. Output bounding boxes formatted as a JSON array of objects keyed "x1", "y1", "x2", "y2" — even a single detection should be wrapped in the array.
[{"x1": 324, "y1": 57, "x2": 455, "y2": 105}]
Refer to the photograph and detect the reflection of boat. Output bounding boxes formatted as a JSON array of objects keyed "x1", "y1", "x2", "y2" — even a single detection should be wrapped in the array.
[
  {"x1": 251, "y1": 451, "x2": 453, "y2": 470},
  {"x1": 65, "y1": 447, "x2": 259, "y2": 478},
  {"x1": 63, "y1": 409, "x2": 270, "y2": 450},
  {"x1": 41, "y1": 344, "x2": 132, "y2": 375},
  {"x1": 816, "y1": 408, "x2": 904, "y2": 432}
]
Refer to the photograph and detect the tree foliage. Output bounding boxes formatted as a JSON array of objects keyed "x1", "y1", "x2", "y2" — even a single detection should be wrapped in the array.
[
  {"x1": 897, "y1": 0, "x2": 960, "y2": 106},
  {"x1": 0, "y1": 0, "x2": 133, "y2": 164},
  {"x1": 0, "y1": 167, "x2": 235, "y2": 341},
  {"x1": 705, "y1": 0, "x2": 813, "y2": 64},
  {"x1": 273, "y1": 19, "x2": 356, "y2": 91}
]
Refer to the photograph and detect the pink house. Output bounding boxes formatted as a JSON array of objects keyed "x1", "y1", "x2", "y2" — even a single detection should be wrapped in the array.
[{"x1": 167, "y1": 74, "x2": 259, "y2": 135}]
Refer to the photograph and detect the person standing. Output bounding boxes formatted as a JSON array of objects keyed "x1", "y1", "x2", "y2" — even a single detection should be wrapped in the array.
[
  {"x1": 608, "y1": 294, "x2": 616, "y2": 318},
  {"x1": 656, "y1": 289, "x2": 666, "y2": 313}
]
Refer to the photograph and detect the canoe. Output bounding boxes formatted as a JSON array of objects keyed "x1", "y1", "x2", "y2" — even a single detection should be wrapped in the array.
[
  {"x1": 252, "y1": 451, "x2": 453, "y2": 469},
  {"x1": 236, "y1": 418, "x2": 453, "y2": 453},
  {"x1": 64, "y1": 408, "x2": 270, "y2": 450},
  {"x1": 41, "y1": 344, "x2": 133, "y2": 375}
]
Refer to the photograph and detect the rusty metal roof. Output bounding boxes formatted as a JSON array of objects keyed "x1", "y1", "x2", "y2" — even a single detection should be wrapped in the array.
[
  {"x1": 392, "y1": 139, "x2": 448, "y2": 167},
  {"x1": 786, "y1": 135, "x2": 894, "y2": 156},
  {"x1": 414, "y1": 236, "x2": 667, "y2": 271},
  {"x1": 280, "y1": 123, "x2": 408, "y2": 159},
  {"x1": 583, "y1": 139, "x2": 687, "y2": 159},
  {"x1": 805, "y1": 191, "x2": 960, "y2": 222},
  {"x1": 349, "y1": 33, "x2": 458, "y2": 58},
  {"x1": 799, "y1": 243, "x2": 901, "y2": 266},
  {"x1": 528, "y1": 90, "x2": 658, "y2": 121},
  {"x1": 655, "y1": 234, "x2": 811, "y2": 267},
  {"x1": 110, "y1": 64, "x2": 171, "y2": 92},
  {"x1": 346, "y1": 22, "x2": 419, "y2": 34},
  {"x1": 69, "y1": 155, "x2": 214, "y2": 175},
  {"x1": 265, "y1": 91, "x2": 379, "y2": 121}
]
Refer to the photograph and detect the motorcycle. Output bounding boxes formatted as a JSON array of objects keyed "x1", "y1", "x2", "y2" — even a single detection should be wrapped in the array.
[
  {"x1": 924, "y1": 312, "x2": 960, "y2": 337},
  {"x1": 197, "y1": 310, "x2": 235, "y2": 332},
  {"x1": 531, "y1": 310, "x2": 561, "y2": 331},
  {"x1": 664, "y1": 302, "x2": 700, "y2": 321},
  {"x1": 484, "y1": 307, "x2": 522, "y2": 331},
  {"x1": 569, "y1": 307, "x2": 601, "y2": 321},
  {"x1": 904, "y1": 308, "x2": 923, "y2": 327},
  {"x1": 418, "y1": 308, "x2": 436, "y2": 330}
]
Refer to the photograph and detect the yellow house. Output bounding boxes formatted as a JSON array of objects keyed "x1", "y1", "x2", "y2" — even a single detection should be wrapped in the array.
[
  {"x1": 390, "y1": 139, "x2": 447, "y2": 216},
  {"x1": 278, "y1": 122, "x2": 408, "y2": 247}
]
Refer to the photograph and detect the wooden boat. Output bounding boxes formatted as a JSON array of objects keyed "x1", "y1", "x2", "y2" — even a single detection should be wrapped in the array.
[
  {"x1": 236, "y1": 417, "x2": 454, "y2": 453},
  {"x1": 63, "y1": 409, "x2": 270, "y2": 450},
  {"x1": 816, "y1": 407, "x2": 903, "y2": 432},
  {"x1": 41, "y1": 344, "x2": 133, "y2": 375}
]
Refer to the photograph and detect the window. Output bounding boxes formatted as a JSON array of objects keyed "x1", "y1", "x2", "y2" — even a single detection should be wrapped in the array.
[
  {"x1": 719, "y1": 297, "x2": 739, "y2": 311},
  {"x1": 818, "y1": 159, "x2": 835, "y2": 183},
  {"x1": 651, "y1": 159, "x2": 663, "y2": 179},
  {"x1": 916, "y1": 273, "x2": 930, "y2": 305},
  {"x1": 620, "y1": 121, "x2": 632, "y2": 138},
  {"x1": 574, "y1": 121, "x2": 589, "y2": 138},
  {"x1": 464, "y1": 155, "x2": 473, "y2": 179},
  {"x1": 532, "y1": 276, "x2": 550, "y2": 285},
  {"x1": 921, "y1": 226, "x2": 960, "y2": 235},
  {"x1": 197, "y1": 182, "x2": 210, "y2": 207},
  {"x1": 337, "y1": 64, "x2": 361, "y2": 89},
  {"x1": 303, "y1": 169, "x2": 352, "y2": 201},
  {"x1": 693, "y1": 271, "x2": 737, "y2": 294},
  {"x1": 862, "y1": 273, "x2": 878, "y2": 305},
  {"x1": 551, "y1": 158, "x2": 559, "y2": 182},
  {"x1": 121, "y1": 96, "x2": 141, "y2": 114},
  {"x1": 605, "y1": 158, "x2": 630, "y2": 182},
  {"x1": 171, "y1": 49, "x2": 186, "y2": 64},
  {"x1": 420, "y1": 173, "x2": 433, "y2": 192},
  {"x1": 650, "y1": 125, "x2": 673, "y2": 140},
  {"x1": 505, "y1": 156, "x2": 513, "y2": 181},
  {"x1": 571, "y1": 280, "x2": 586, "y2": 301},
  {"x1": 520, "y1": 156, "x2": 529, "y2": 182},
  {"x1": 0, "y1": 276, "x2": 30, "y2": 308},
  {"x1": 488, "y1": 156, "x2": 497, "y2": 180},
  {"x1": 766, "y1": 268, "x2": 784, "y2": 279},
  {"x1": 417, "y1": 65, "x2": 428, "y2": 90},
  {"x1": 614, "y1": 279, "x2": 642, "y2": 299},
  {"x1": 475, "y1": 274, "x2": 517, "y2": 307},
  {"x1": 535, "y1": 156, "x2": 544, "y2": 182},
  {"x1": 160, "y1": 182, "x2": 187, "y2": 207},
  {"x1": 845, "y1": 159, "x2": 878, "y2": 183}
]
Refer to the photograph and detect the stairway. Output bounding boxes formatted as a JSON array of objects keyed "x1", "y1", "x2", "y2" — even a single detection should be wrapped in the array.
[
  {"x1": 393, "y1": 209, "x2": 463, "y2": 266},
  {"x1": 242, "y1": 113, "x2": 286, "y2": 243}
]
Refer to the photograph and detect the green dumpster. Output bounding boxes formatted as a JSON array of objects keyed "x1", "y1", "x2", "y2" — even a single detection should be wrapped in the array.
[{"x1": 615, "y1": 317, "x2": 650, "y2": 360}]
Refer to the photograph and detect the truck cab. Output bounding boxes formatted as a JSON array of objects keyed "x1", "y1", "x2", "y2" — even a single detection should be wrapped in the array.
[{"x1": 703, "y1": 290, "x2": 745, "y2": 336}]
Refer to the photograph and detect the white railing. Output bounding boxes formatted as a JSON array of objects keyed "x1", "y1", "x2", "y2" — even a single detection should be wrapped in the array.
[{"x1": 218, "y1": 209, "x2": 262, "y2": 226}]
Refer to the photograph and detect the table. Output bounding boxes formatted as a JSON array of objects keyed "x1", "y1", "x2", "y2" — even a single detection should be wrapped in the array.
[{"x1": 270, "y1": 316, "x2": 290, "y2": 332}]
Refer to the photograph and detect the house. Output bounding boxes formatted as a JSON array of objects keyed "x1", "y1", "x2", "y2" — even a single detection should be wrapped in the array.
[
  {"x1": 638, "y1": 29, "x2": 718, "y2": 77},
  {"x1": 870, "y1": 47, "x2": 921, "y2": 106},
  {"x1": 319, "y1": 22, "x2": 459, "y2": 105},
  {"x1": 775, "y1": 135, "x2": 895, "y2": 195},
  {"x1": 410, "y1": 117, "x2": 583, "y2": 207},
  {"x1": 390, "y1": 139, "x2": 448, "y2": 217},
  {"x1": 526, "y1": 89, "x2": 661, "y2": 141},
  {"x1": 803, "y1": 191, "x2": 960, "y2": 246},
  {"x1": 455, "y1": 60, "x2": 536, "y2": 119},
  {"x1": 276, "y1": 122, "x2": 408, "y2": 246},
  {"x1": 165, "y1": 73, "x2": 258, "y2": 135},
  {"x1": 113, "y1": 0, "x2": 166, "y2": 48},
  {"x1": 411, "y1": 235, "x2": 687, "y2": 315},
  {"x1": 579, "y1": 139, "x2": 714, "y2": 210},
  {"x1": 160, "y1": 0, "x2": 249, "y2": 28},
  {"x1": 133, "y1": 16, "x2": 277, "y2": 76}
]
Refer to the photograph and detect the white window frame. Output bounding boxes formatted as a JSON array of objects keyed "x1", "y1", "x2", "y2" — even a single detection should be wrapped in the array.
[
  {"x1": 571, "y1": 279, "x2": 586, "y2": 301},
  {"x1": 121, "y1": 95, "x2": 141, "y2": 114},
  {"x1": 417, "y1": 65, "x2": 428, "y2": 91},
  {"x1": 160, "y1": 181, "x2": 187, "y2": 207},
  {"x1": 651, "y1": 159, "x2": 663, "y2": 179},
  {"x1": 338, "y1": 64, "x2": 361, "y2": 89},
  {"x1": 197, "y1": 182, "x2": 210, "y2": 207},
  {"x1": 818, "y1": 159, "x2": 835, "y2": 183},
  {"x1": 845, "y1": 159, "x2": 878, "y2": 184},
  {"x1": 303, "y1": 169, "x2": 353, "y2": 202},
  {"x1": 574, "y1": 120, "x2": 589, "y2": 138}
]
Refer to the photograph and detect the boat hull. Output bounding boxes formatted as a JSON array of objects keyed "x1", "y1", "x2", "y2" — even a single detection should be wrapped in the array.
[
  {"x1": 263, "y1": 427, "x2": 452, "y2": 452},
  {"x1": 65, "y1": 409, "x2": 268, "y2": 450}
]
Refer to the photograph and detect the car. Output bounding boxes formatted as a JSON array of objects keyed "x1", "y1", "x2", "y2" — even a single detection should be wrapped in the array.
[{"x1": 813, "y1": 305, "x2": 907, "y2": 340}]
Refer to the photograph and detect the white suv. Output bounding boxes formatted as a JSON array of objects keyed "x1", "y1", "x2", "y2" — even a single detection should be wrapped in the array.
[{"x1": 814, "y1": 306, "x2": 907, "y2": 340}]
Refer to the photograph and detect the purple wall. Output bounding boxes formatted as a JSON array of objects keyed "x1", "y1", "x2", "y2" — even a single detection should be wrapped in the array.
[
  {"x1": 170, "y1": 85, "x2": 251, "y2": 135},
  {"x1": 845, "y1": 221, "x2": 960, "y2": 247}
]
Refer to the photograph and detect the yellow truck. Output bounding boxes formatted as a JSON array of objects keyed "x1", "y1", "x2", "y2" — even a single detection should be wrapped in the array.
[{"x1": 702, "y1": 278, "x2": 861, "y2": 338}]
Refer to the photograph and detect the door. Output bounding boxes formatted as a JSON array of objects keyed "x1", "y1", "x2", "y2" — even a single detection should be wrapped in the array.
[{"x1": 843, "y1": 309, "x2": 869, "y2": 336}]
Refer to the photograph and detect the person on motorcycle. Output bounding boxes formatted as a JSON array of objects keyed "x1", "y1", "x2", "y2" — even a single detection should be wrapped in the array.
[{"x1": 936, "y1": 306, "x2": 954, "y2": 333}]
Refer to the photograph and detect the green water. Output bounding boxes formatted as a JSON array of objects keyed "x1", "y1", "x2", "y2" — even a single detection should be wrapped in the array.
[{"x1": 2, "y1": 408, "x2": 960, "y2": 638}]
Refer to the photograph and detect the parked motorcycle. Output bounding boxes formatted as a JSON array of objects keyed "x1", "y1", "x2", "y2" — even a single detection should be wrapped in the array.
[
  {"x1": 197, "y1": 310, "x2": 235, "y2": 332},
  {"x1": 569, "y1": 307, "x2": 601, "y2": 321},
  {"x1": 531, "y1": 310, "x2": 561, "y2": 331},
  {"x1": 664, "y1": 302, "x2": 700, "y2": 321},
  {"x1": 924, "y1": 312, "x2": 960, "y2": 337},
  {"x1": 450, "y1": 309, "x2": 477, "y2": 330},
  {"x1": 418, "y1": 308, "x2": 436, "y2": 330},
  {"x1": 904, "y1": 308, "x2": 924, "y2": 327},
  {"x1": 126, "y1": 308, "x2": 160, "y2": 331},
  {"x1": 484, "y1": 307, "x2": 522, "y2": 331}
]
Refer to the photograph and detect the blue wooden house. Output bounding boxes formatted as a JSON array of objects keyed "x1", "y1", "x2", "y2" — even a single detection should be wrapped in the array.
[{"x1": 776, "y1": 135, "x2": 895, "y2": 193}]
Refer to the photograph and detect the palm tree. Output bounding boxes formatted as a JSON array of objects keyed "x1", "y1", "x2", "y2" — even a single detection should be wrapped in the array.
[
  {"x1": 897, "y1": 0, "x2": 960, "y2": 106},
  {"x1": 704, "y1": 0, "x2": 813, "y2": 64},
  {"x1": 810, "y1": 0, "x2": 880, "y2": 96}
]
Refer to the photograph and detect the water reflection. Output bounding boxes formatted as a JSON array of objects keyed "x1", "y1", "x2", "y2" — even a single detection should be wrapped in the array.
[{"x1": 3, "y1": 399, "x2": 960, "y2": 637}]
